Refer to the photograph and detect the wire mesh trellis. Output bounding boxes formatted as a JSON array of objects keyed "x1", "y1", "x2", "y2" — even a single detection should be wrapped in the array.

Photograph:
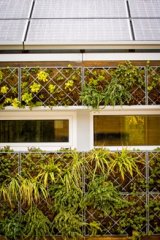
[
  {"x1": 0, "y1": 67, "x2": 19, "y2": 107},
  {"x1": 83, "y1": 66, "x2": 146, "y2": 106},
  {"x1": 0, "y1": 64, "x2": 160, "y2": 108},
  {"x1": 21, "y1": 66, "x2": 82, "y2": 107},
  {"x1": 0, "y1": 150, "x2": 160, "y2": 237},
  {"x1": 147, "y1": 66, "x2": 160, "y2": 105}
]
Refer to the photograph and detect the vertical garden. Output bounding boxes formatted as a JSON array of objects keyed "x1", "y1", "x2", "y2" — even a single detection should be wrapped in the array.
[
  {"x1": 0, "y1": 61, "x2": 160, "y2": 109},
  {"x1": 0, "y1": 147, "x2": 160, "y2": 239},
  {"x1": 0, "y1": 61, "x2": 160, "y2": 239}
]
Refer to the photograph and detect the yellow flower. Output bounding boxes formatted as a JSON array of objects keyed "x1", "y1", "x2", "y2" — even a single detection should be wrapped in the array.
[
  {"x1": 1, "y1": 86, "x2": 9, "y2": 94},
  {"x1": 12, "y1": 98, "x2": 20, "y2": 108},
  {"x1": 48, "y1": 84, "x2": 56, "y2": 93},
  {"x1": 37, "y1": 70, "x2": 49, "y2": 82},
  {"x1": 30, "y1": 82, "x2": 41, "y2": 93}
]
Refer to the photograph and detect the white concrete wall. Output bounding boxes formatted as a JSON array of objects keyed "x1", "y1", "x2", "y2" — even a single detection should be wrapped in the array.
[{"x1": 76, "y1": 110, "x2": 91, "y2": 151}]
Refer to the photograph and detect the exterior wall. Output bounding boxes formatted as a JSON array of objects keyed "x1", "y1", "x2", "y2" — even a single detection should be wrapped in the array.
[{"x1": 0, "y1": 58, "x2": 160, "y2": 151}]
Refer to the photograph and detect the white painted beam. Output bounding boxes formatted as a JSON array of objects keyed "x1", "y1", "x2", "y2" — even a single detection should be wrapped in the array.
[
  {"x1": 0, "y1": 53, "x2": 82, "y2": 62},
  {"x1": 83, "y1": 53, "x2": 160, "y2": 61},
  {"x1": 24, "y1": 41, "x2": 160, "y2": 50},
  {"x1": 0, "y1": 53, "x2": 160, "y2": 62}
]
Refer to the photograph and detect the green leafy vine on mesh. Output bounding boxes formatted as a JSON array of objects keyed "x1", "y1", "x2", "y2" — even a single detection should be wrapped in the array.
[
  {"x1": 80, "y1": 61, "x2": 145, "y2": 108},
  {"x1": 0, "y1": 147, "x2": 160, "y2": 239}
]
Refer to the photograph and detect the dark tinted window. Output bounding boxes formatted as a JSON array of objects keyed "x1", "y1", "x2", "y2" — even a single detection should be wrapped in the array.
[
  {"x1": 0, "y1": 120, "x2": 69, "y2": 142},
  {"x1": 94, "y1": 115, "x2": 160, "y2": 146}
]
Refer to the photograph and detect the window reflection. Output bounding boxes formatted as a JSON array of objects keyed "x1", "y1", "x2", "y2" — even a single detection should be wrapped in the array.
[
  {"x1": 0, "y1": 120, "x2": 69, "y2": 143},
  {"x1": 94, "y1": 115, "x2": 160, "y2": 146}
]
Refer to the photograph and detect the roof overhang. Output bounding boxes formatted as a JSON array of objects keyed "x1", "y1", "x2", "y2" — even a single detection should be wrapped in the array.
[
  {"x1": 0, "y1": 41, "x2": 160, "y2": 51},
  {"x1": 24, "y1": 41, "x2": 160, "y2": 50},
  {"x1": 0, "y1": 41, "x2": 24, "y2": 50}
]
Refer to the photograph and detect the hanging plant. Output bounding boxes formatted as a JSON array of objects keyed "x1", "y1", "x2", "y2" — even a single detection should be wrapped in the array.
[
  {"x1": 23, "y1": 205, "x2": 52, "y2": 240},
  {"x1": 146, "y1": 62, "x2": 160, "y2": 104},
  {"x1": 81, "y1": 62, "x2": 145, "y2": 108}
]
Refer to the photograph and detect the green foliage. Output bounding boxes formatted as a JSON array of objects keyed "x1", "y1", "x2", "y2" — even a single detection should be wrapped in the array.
[
  {"x1": 111, "y1": 61, "x2": 144, "y2": 88},
  {"x1": 0, "y1": 70, "x2": 3, "y2": 81},
  {"x1": 81, "y1": 61, "x2": 145, "y2": 108},
  {"x1": 149, "y1": 197, "x2": 160, "y2": 233},
  {"x1": 104, "y1": 61, "x2": 144, "y2": 106},
  {"x1": 0, "y1": 148, "x2": 160, "y2": 238},
  {"x1": 21, "y1": 148, "x2": 46, "y2": 178},
  {"x1": 103, "y1": 78, "x2": 131, "y2": 105},
  {"x1": 149, "y1": 152, "x2": 160, "y2": 191},
  {"x1": 130, "y1": 230, "x2": 142, "y2": 240},
  {"x1": 63, "y1": 149, "x2": 84, "y2": 188},
  {"x1": 0, "y1": 146, "x2": 13, "y2": 152},
  {"x1": 0, "y1": 177, "x2": 20, "y2": 207},
  {"x1": 85, "y1": 148, "x2": 111, "y2": 178},
  {"x1": 80, "y1": 83, "x2": 104, "y2": 108},
  {"x1": 1, "y1": 213, "x2": 23, "y2": 240},
  {"x1": 87, "y1": 221, "x2": 102, "y2": 236},
  {"x1": 0, "y1": 149, "x2": 17, "y2": 183},
  {"x1": 0, "y1": 175, "x2": 48, "y2": 207},
  {"x1": 38, "y1": 159, "x2": 62, "y2": 187},
  {"x1": 109, "y1": 149, "x2": 144, "y2": 181},
  {"x1": 53, "y1": 182, "x2": 83, "y2": 212},
  {"x1": 20, "y1": 67, "x2": 81, "y2": 107},
  {"x1": 19, "y1": 175, "x2": 48, "y2": 206},
  {"x1": 116, "y1": 196, "x2": 146, "y2": 236},
  {"x1": 147, "y1": 63, "x2": 160, "y2": 92},
  {"x1": 0, "y1": 68, "x2": 18, "y2": 108},
  {"x1": 0, "y1": 62, "x2": 160, "y2": 108},
  {"x1": 23, "y1": 206, "x2": 51, "y2": 239},
  {"x1": 54, "y1": 209, "x2": 84, "y2": 240},
  {"x1": 85, "y1": 175, "x2": 127, "y2": 216}
]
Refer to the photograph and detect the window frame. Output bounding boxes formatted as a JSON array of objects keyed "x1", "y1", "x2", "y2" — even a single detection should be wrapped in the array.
[
  {"x1": 90, "y1": 106, "x2": 160, "y2": 151},
  {"x1": 0, "y1": 110, "x2": 77, "y2": 151}
]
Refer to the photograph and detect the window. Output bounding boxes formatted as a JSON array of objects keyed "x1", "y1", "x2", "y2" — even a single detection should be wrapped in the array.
[
  {"x1": 94, "y1": 115, "x2": 160, "y2": 147},
  {"x1": 0, "y1": 111, "x2": 77, "y2": 151},
  {"x1": 0, "y1": 120, "x2": 69, "y2": 143}
]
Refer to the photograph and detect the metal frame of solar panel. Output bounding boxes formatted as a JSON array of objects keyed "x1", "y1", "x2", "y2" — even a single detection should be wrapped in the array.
[{"x1": 0, "y1": 0, "x2": 160, "y2": 49}]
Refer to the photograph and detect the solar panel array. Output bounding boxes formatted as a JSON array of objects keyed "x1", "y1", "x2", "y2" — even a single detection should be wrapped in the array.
[
  {"x1": 0, "y1": 0, "x2": 160, "y2": 48},
  {"x1": 32, "y1": 0, "x2": 128, "y2": 18}
]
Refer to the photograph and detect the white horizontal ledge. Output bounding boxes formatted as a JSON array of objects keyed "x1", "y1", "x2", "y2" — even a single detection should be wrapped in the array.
[
  {"x1": 0, "y1": 41, "x2": 160, "y2": 51},
  {"x1": 91, "y1": 105, "x2": 160, "y2": 115},
  {"x1": 24, "y1": 41, "x2": 160, "y2": 50},
  {"x1": 83, "y1": 53, "x2": 160, "y2": 61},
  {"x1": 1, "y1": 105, "x2": 160, "y2": 113},
  {"x1": 0, "y1": 52, "x2": 160, "y2": 62},
  {"x1": 95, "y1": 146, "x2": 160, "y2": 151},
  {"x1": 0, "y1": 53, "x2": 82, "y2": 62}
]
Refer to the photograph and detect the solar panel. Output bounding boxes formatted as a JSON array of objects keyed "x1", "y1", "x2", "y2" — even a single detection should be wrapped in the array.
[
  {"x1": 0, "y1": 0, "x2": 159, "y2": 48},
  {"x1": 0, "y1": 20, "x2": 28, "y2": 41},
  {"x1": 0, "y1": 0, "x2": 33, "y2": 19},
  {"x1": 128, "y1": 0, "x2": 160, "y2": 18},
  {"x1": 32, "y1": 0, "x2": 128, "y2": 18},
  {"x1": 133, "y1": 19, "x2": 160, "y2": 40},
  {"x1": 26, "y1": 19, "x2": 132, "y2": 42}
]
